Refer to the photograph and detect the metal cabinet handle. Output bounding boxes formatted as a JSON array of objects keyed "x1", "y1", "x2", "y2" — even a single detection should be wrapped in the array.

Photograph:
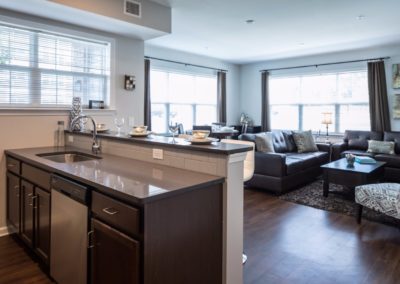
[
  {"x1": 88, "y1": 231, "x2": 94, "y2": 249},
  {"x1": 14, "y1": 185, "x2": 19, "y2": 189},
  {"x1": 29, "y1": 195, "x2": 37, "y2": 207},
  {"x1": 7, "y1": 163, "x2": 15, "y2": 168},
  {"x1": 102, "y1": 207, "x2": 119, "y2": 215}
]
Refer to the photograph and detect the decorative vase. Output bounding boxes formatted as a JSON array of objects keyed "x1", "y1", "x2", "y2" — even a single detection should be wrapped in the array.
[
  {"x1": 345, "y1": 153, "x2": 355, "y2": 167},
  {"x1": 70, "y1": 97, "x2": 82, "y2": 131}
]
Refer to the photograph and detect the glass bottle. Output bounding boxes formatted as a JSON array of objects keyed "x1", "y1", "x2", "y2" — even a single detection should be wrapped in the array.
[{"x1": 56, "y1": 121, "x2": 65, "y2": 147}]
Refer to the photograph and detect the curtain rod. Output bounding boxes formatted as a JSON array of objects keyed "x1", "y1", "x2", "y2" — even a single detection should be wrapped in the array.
[
  {"x1": 145, "y1": 56, "x2": 227, "y2": 72},
  {"x1": 260, "y1": 56, "x2": 390, "y2": 72}
]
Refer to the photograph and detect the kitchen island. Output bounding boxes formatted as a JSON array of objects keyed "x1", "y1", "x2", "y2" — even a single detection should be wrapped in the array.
[{"x1": 6, "y1": 131, "x2": 251, "y2": 284}]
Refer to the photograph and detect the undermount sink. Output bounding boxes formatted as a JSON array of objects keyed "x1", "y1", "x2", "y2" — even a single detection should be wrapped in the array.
[{"x1": 37, "y1": 151, "x2": 102, "y2": 163}]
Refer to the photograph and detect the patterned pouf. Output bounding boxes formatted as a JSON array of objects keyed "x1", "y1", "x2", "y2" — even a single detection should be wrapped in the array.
[{"x1": 355, "y1": 183, "x2": 400, "y2": 220}]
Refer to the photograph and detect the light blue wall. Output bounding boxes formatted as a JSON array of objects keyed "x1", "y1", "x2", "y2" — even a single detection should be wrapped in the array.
[
  {"x1": 239, "y1": 44, "x2": 400, "y2": 131},
  {"x1": 145, "y1": 45, "x2": 241, "y2": 125}
]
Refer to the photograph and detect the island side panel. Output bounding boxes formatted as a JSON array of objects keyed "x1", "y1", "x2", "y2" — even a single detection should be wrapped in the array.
[
  {"x1": 224, "y1": 153, "x2": 245, "y2": 284},
  {"x1": 143, "y1": 183, "x2": 223, "y2": 284}
]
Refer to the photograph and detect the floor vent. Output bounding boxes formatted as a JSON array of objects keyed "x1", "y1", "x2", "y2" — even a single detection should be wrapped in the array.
[{"x1": 124, "y1": 0, "x2": 141, "y2": 18}]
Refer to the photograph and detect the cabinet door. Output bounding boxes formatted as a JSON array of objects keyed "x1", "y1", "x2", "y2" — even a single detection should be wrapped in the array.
[
  {"x1": 35, "y1": 187, "x2": 50, "y2": 264},
  {"x1": 91, "y1": 218, "x2": 140, "y2": 284},
  {"x1": 6, "y1": 172, "x2": 20, "y2": 233},
  {"x1": 21, "y1": 180, "x2": 34, "y2": 247}
]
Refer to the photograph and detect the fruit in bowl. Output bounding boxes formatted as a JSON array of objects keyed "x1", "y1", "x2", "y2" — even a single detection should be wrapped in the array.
[
  {"x1": 132, "y1": 126, "x2": 148, "y2": 134},
  {"x1": 192, "y1": 130, "x2": 210, "y2": 140}
]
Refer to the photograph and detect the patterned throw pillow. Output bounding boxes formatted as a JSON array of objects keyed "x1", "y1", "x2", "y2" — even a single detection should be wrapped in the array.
[
  {"x1": 367, "y1": 140, "x2": 395, "y2": 154},
  {"x1": 292, "y1": 130, "x2": 318, "y2": 153},
  {"x1": 255, "y1": 132, "x2": 275, "y2": 153}
]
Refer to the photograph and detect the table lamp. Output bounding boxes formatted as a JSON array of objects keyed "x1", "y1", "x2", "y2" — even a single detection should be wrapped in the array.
[{"x1": 321, "y1": 112, "x2": 332, "y2": 143}]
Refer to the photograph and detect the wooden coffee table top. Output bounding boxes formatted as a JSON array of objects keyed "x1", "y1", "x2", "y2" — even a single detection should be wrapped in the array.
[{"x1": 321, "y1": 158, "x2": 386, "y2": 174}]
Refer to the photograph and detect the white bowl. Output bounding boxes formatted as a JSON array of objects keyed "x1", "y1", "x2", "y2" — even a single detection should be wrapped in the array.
[
  {"x1": 132, "y1": 125, "x2": 148, "y2": 134},
  {"x1": 192, "y1": 130, "x2": 210, "y2": 139}
]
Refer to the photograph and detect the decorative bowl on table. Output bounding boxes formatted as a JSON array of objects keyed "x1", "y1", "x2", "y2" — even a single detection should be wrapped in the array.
[{"x1": 192, "y1": 130, "x2": 210, "y2": 140}]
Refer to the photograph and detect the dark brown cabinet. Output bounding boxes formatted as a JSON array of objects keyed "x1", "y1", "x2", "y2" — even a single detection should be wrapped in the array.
[
  {"x1": 91, "y1": 218, "x2": 140, "y2": 284},
  {"x1": 6, "y1": 156, "x2": 51, "y2": 266},
  {"x1": 21, "y1": 180, "x2": 34, "y2": 247},
  {"x1": 35, "y1": 187, "x2": 51, "y2": 263},
  {"x1": 6, "y1": 172, "x2": 20, "y2": 232}
]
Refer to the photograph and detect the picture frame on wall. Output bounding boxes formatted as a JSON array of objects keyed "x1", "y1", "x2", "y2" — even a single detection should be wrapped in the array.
[
  {"x1": 393, "y1": 94, "x2": 400, "y2": 119},
  {"x1": 393, "y1": 64, "x2": 400, "y2": 89}
]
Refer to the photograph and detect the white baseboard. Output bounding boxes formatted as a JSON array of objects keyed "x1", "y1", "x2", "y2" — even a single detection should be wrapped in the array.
[{"x1": 0, "y1": 226, "x2": 10, "y2": 237}]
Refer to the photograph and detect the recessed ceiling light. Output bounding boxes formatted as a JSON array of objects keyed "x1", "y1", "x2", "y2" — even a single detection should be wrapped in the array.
[
  {"x1": 245, "y1": 19, "x2": 255, "y2": 24},
  {"x1": 356, "y1": 15, "x2": 366, "y2": 20}
]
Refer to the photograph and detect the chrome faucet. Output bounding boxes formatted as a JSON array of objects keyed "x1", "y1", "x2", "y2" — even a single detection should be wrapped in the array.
[{"x1": 70, "y1": 115, "x2": 101, "y2": 154}]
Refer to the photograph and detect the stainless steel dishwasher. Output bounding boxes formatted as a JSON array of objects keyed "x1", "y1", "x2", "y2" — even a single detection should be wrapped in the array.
[{"x1": 50, "y1": 175, "x2": 89, "y2": 284}]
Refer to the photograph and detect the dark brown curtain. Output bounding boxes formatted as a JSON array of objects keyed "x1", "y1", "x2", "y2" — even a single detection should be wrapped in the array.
[
  {"x1": 217, "y1": 71, "x2": 227, "y2": 123},
  {"x1": 368, "y1": 61, "x2": 391, "y2": 132},
  {"x1": 144, "y1": 58, "x2": 151, "y2": 130},
  {"x1": 261, "y1": 71, "x2": 270, "y2": 132}
]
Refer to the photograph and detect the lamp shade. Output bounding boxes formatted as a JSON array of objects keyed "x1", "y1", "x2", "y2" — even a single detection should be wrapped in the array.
[{"x1": 321, "y1": 112, "x2": 333, "y2": 125}]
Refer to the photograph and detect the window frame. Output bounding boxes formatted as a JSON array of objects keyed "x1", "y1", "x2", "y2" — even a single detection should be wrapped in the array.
[
  {"x1": 0, "y1": 15, "x2": 115, "y2": 111},
  {"x1": 269, "y1": 69, "x2": 370, "y2": 134}
]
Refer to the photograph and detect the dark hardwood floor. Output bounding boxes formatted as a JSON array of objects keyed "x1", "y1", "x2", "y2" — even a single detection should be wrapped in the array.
[
  {"x1": 0, "y1": 235, "x2": 53, "y2": 284},
  {"x1": 1, "y1": 188, "x2": 399, "y2": 284},
  {"x1": 244, "y1": 188, "x2": 400, "y2": 284}
]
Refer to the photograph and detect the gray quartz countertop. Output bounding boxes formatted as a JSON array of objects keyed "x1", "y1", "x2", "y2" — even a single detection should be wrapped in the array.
[
  {"x1": 5, "y1": 146, "x2": 225, "y2": 205},
  {"x1": 65, "y1": 130, "x2": 252, "y2": 155}
]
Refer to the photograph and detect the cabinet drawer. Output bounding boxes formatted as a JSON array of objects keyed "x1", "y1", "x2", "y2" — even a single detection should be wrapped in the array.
[
  {"x1": 21, "y1": 163, "x2": 50, "y2": 191},
  {"x1": 92, "y1": 191, "x2": 140, "y2": 237},
  {"x1": 6, "y1": 156, "x2": 20, "y2": 175}
]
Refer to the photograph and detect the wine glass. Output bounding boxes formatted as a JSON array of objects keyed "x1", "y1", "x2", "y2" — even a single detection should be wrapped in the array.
[
  {"x1": 114, "y1": 116, "x2": 125, "y2": 136},
  {"x1": 169, "y1": 121, "x2": 179, "y2": 144}
]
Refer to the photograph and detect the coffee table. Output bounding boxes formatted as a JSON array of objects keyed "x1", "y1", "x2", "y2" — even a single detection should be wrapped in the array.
[{"x1": 321, "y1": 158, "x2": 386, "y2": 200}]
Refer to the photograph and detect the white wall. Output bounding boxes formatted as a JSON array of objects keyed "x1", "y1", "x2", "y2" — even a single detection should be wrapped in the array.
[
  {"x1": 240, "y1": 44, "x2": 400, "y2": 131},
  {"x1": 0, "y1": 10, "x2": 145, "y2": 230},
  {"x1": 145, "y1": 45, "x2": 241, "y2": 125}
]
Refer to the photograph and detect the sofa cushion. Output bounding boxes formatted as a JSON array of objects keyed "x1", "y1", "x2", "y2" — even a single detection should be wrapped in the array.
[
  {"x1": 292, "y1": 130, "x2": 318, "y2": 153},
  {"x1": 283, "y1": 131, "x2": 297, "y2": 152},
  {"x1": 384, "y1": 131, "x2": 400, "y2": 154},
  {"x1": 375, "y1": 154, "x2": 400, "y2": 168},
  {"x1": 255, "y1": 133, "x2": 275, "y2": 153},
  {"x1": 344, "y1": 130, "x2": 383, "y2": 150},
  {"x1": 285, "y1": 152, "x2": 329, "y2": 175},
  {"x1": 340, "y1": 150, "x2": 375, "y2": 158},
  {"x1": 367, "y1": 140, "x2": 395, "y2": 155},
  {"x1": 271, "y1": 131, "x2": 288, "y2": 153}
]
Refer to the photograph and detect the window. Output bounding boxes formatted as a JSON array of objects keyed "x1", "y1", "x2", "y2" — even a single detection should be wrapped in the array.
[
  {"x1": 150, "y1": 69, "x2": 217, "y2": 133},
  {"x1": 0, "y1": 24, "x2": 110, "y2": 108},
  {"x1": 269, "y1": 70, "x2": 370, "y2": 133}
]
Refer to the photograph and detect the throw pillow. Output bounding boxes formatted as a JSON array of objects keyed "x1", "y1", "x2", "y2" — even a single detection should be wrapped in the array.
[
  {"x1": 283, "y1": 131, "x2": 297, "y2": 152},
  {"x1": 255, "y1": 133, "x2": 275, "y2": 153},
  {"x1": 292, "y1": 130, "x2": 318, "y2": 153},
  {"x1": 367, "y1": 140, "x2": 395, "y2": 154}
]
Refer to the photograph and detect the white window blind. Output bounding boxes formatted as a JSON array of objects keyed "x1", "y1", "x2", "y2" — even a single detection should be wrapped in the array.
[
  {"x1": 150, "y1": 68, "x2": 217, "y2": 133},
  {"x1": 269, "y1": 70, "x2": 370, "y2": 133},
  {"x1": 0, "y1": 24, "x2": 110, "y2": 108}
]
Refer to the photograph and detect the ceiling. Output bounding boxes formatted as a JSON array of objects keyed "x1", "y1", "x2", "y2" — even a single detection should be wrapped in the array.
[{"x1": 147, "y1": 0, "x2": 400, "y2": 64}]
